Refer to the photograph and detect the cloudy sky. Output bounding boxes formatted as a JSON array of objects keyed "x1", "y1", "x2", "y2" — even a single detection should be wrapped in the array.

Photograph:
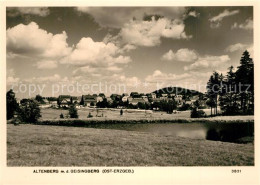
[{"x1": 6, "y1": 7, "x2": 253, "y2": 98}]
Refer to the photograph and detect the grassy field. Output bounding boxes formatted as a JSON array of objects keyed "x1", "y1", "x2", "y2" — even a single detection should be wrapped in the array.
[
  {"x1": 40, "y1": 107, "x2": 191, "y2": 120},
  {"x1": 7, "y1": 124, "x2": 254, "y2": 166},
  {"x1": 40, "y1": 107, "x2": 254, "y2": 122}
]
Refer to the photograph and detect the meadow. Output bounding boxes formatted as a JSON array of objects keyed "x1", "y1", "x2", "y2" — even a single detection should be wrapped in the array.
[
  {"x1": 7, "y1": 124, "x2": 254, "y2": 166},
  {"x1": 40, "y1": 107, "x2": 254, "y2": 122}
]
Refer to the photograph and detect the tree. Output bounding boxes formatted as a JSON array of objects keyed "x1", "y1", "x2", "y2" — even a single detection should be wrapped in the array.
[
  {"x1": 206, "y1": 98, "x2": 216, "y2": 116},
  {"x1": 161, "y1": 100, "x2": 176, "y2": 113},
  {"x1": 35, "y1": 94, "x2": 44, "y2": 104},
  {"x1": 137, "y1": 102, "x2": 146, "y2": 109},
  {"x1": 18, "y1": 99, "x2": 41, "y2": 123},
  {"x1": 69, "y1": 105, "x2": 78, "y2": 118},
  {"x1": 207, "y1": 51, "x2": 254, "y2": 116},
  {"x1": 190, "y1": 107, "x2": 206, "y2": 118},
  {"x1": 177, "y1": 103, "x2": 191, "y2": 111},
  {"x1": 206, "y1": 71, "x2": 221, "y2": 116},
  {"x1": 235, "y1": 50, "x2": 254, "y2": 114},
  {"x1": 219, "y1": 66, "x2": 240, "y2": 115},
  {"x1": 80, "y1": 96, "x2": 84, "y2": 105},
  {"x1": 60, "y1": 113, "x2": 64, "y2": 118},
  {"x1": 57, "y1": 98, "x2": 61, "y2": 108},
  {"x1": 6, "y1": 89, "x2": 18, "y2": 120},
  {"x1": 193, "y1": 100, "x2": 200, "y2": 108}
]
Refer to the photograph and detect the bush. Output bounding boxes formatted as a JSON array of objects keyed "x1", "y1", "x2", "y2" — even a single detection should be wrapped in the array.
[
  {"x1": 18, "y1": 99, "x2": 41, "y2": 123},
  {"x1": 87, "y1": 112, "x2": 93, "y2": 118},
  {"x1": 190, "y1": 108, "x2": 206, "y2": 118},
  {"x1": 6, "y1": 89, "x2": 19, "y2": 120},
  {"x1": 69, "y1": 105, "x2": 78, "y2": 118},
  {"x1": 221, "y1": 104, "x2": 240, "y2": 116},
  {"x1": 178, "y1": 103, "x2": 191, "y2": 111},
  {"x1": 60, "y1": 113, "x2": 64, "y2": 119}
]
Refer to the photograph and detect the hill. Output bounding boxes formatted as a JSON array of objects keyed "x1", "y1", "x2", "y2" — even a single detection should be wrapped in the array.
[{"x1": 153, "y1": 87, "x2": 203, "y2": 97}]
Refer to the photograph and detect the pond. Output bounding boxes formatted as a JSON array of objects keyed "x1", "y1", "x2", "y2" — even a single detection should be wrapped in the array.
[{"x1": 86, "y1": 122, "x2": 254, "y2": 143}]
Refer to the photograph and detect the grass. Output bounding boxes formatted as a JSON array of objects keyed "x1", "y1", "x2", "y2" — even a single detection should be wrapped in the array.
[
  {"x1": 40, "y1": 107, "x2": 254, "y2": 121},
  {"x1": 7, "y1": 124, "x2": 254, "y2": 166}
]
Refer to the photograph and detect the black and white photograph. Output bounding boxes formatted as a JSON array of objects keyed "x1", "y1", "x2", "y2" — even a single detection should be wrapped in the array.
[{"x1": 2, "y1": 2, "x2": 260, "y2": 185}]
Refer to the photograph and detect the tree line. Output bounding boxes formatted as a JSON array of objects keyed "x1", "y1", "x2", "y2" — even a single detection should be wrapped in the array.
[{"x1": 206, "y1": 50, "x2": 254, "y2": 116}]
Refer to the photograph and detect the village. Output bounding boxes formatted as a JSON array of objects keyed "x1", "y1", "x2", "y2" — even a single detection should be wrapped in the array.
[{"x1": 25, "y1": 91, "x2": 208, "y2": 112}]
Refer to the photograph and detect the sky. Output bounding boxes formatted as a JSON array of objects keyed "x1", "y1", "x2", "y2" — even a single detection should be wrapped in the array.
[{"x1": 6, "y1": 7, "x2": 253, "y2": 98}]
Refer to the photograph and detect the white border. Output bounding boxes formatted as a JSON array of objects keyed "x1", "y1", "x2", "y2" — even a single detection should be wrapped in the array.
[{"x1": 1, "y1": 1, "x2": 260, "y2": 184}]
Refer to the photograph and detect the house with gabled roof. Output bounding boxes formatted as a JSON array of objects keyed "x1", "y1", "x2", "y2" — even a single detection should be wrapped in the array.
[
  {"x1": 128, "y1": 98, "x2": 146, "y2": 106},
  {"x1": 82, "y1": 94, "x2": 97, "y2": 107},
  {"x1": 58, "y1": 95, "x2": 71, "y2": 107}
]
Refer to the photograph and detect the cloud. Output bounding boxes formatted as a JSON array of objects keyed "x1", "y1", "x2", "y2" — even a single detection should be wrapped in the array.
[
  {"x1": 184, "y1": 55, "x2": 230, "y2": 71},
  {"x1": 188, "y1": 11, "x2": 200, "y2": 17},
  {"x1": 7, "y1": 76, "x2": 20, "y2": 85},
  {"x1": 231, "y1": 18, "x2": 253, "y2": 30},
  {"x1": 209, "y1": 9, "x2": 239, "y2": 28},
  {"x1": 247, "y1": 45, "x2": 254, "y2": 58},
  {"x1": 7, "y1": 7, "x2": 50, "y2": 17},
  {"x1": 162, "y1": 48, "x2": 198, "y2": 62},
  {"x1": 225, "y1": 43, "x2": 248, "y2": 52},
  {"x1": 65, "y1": 37, "x2": 132, "y2": 81},
  {"x1": 145, "y1": 70, "x2": 191, "y2": 82},
  {"x1": 7, "y1": 22, "x2": 71, "y2": 59},
  {"x1": 24, "y1": 74, "x2": 68, "y2": 83},
  {"x1": 72, "y1": 72, "x2": 141, "y2": 89},
  {"x1": 6, "y1": 69, "x2": 20, "y2": 85},
  {"x1": 75, "y1": 7, "x2": 186, "y2": 28},
  {"x1": 144, "y1": 70, "x2": 213, "y2": 92},
  {"x1": 35, "y1": 60, "x2": 58, "y2": 69},
  {"x1": 63, "y1": 37, "x2": 131, "y2": 66},
  {"x1": 162, "y1": 50, "x2": 175, "y2": 61},
  {"x1": 117, "y1": 75, "x2": 141, "y2": 87},
  {"x1": 118, "y1": 17, "x2": 191, "y2": 47},
  {"x1": 73, "y1": 65, "x2": 123, "y2": 77}
]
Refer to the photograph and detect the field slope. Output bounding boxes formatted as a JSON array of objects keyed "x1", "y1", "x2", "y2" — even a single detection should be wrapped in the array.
[{"x1": 7, "y1": 124, "x2": 254, "y2": 166}]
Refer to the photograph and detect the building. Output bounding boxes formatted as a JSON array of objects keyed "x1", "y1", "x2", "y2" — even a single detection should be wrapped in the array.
[
  {"x1": 96, "y1": 96, "x2": 103, "y2": 102},
  {"x1": 42, "y1": 98, "x2": 49, "y2": 104},
  {"x1": 151, "y1": 93, "x2": 157, "y2": 99},
  {"x1": 141, "y1": 95, "x2": 149, "y2": 102},
  {"x1": 151, "y1": 98, "x2": 161, "y2": 103},
  {"x1": 128, "y1": 98, "x2": 146, "y2": 106},
  {"x1": 169, "y1": 93, "x2": 176, "y2": 97},
  {"x1": 122, "y1": 95, "x2": 129, "y2": 102},
  {"x1": 98, "y1": 93, "x2": 106, "y2": 98},
  {"x1": 110, "y1": 94, "x2": 121, "y2": 101},
  {"x1": 174, "y1": 95, "x2": 183, "y2": 103},
  {"x1": 106, "y1": 97, "x2": 113, "y2": 104},
  {"x1": 82, "y1": 94, "x2": 97, "y2": 107},
  {"x1": 130, "y1": 92, "x2": 139, "y2": 98},
  {"x1": 58, "y1": 95, "x2": 71, "y2": 107},
  {"x1": 71, "y1": 96, "x2": 78, "y2": 104},
  {"x1": 161, "y1": 93, "x2": 168, "y2": 97},
  {"x1": 122, "y1": 93, "x2": 129, "y2": 97},
  {"x1": 185, "y1": 99, "x2": 192, "y2": 105},
  {"x1": 49, "y1": 100, "x2": 58, "y2": 107}
]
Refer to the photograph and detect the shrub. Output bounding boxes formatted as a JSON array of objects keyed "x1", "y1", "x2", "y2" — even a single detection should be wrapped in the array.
[
  {"x1": 6, "y1": 89, "x2": 19, "y2": 120},
  {"x1": 221, "y1": 104, "x2": 240, "y2": 116},
  {"x1": 178, "y1": 103, "x2": 191, "y2": 111},
  {"x1": 190, "y1": 108, "x2": 206, "y2": 118},
  {"x1": 60, "y1": 113, "x2": 64, "y2": 119},
  {"x1": 18, "y1": 99, "x2": 41, "y2": 123},
  {"x1": 69, "y1": 105, "x2": 78, "y2": 118},
  {"x1": 87, "y1": 112, "x2": 93, "y2": 118}
]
